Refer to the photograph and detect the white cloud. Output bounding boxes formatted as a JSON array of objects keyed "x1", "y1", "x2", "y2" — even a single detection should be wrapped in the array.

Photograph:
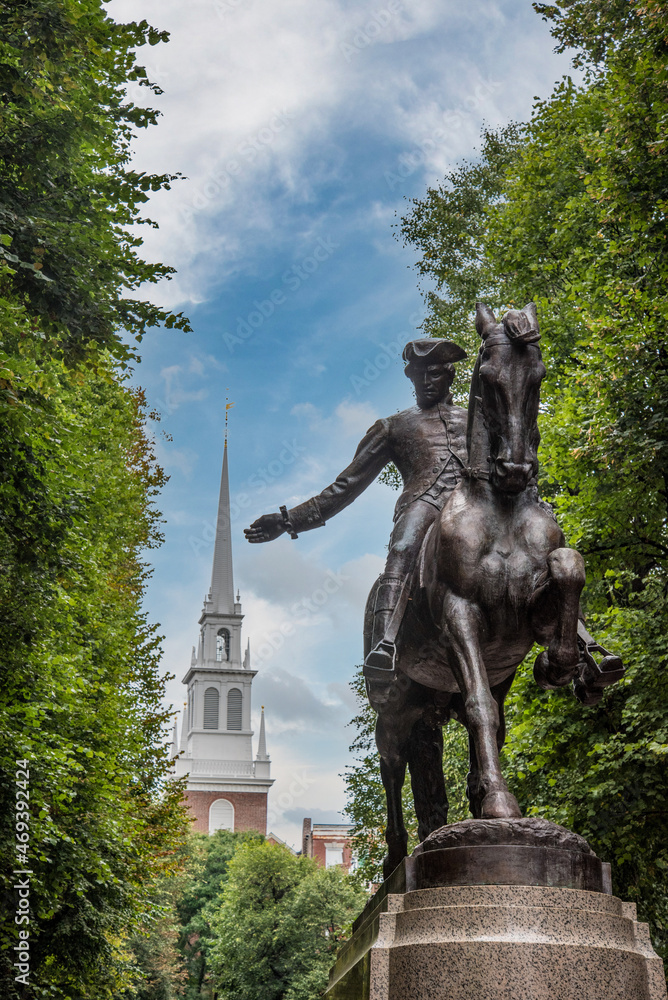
[
  {"x1": 334, "y1": 399, "x2": 378, "y2": 437},
  {"x1": 112, "y1": 0, "x2": 573, "y2": 307},
  {"x1": 289, "y1": 397, "x2": 379, "y2": 442}
]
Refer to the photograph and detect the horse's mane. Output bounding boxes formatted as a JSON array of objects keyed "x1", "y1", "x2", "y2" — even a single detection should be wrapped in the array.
[{"x1": 465, "y1": 351, "x2": 490, "y2": 477}]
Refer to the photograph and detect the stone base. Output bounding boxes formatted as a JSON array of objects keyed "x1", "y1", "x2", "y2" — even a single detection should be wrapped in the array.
[
  {"x1": 325, "y1": 819, "x2": 667, "y2": 1000},
  {"x1": 325, "y1": 884, "x2": 667, "y2": 999}
]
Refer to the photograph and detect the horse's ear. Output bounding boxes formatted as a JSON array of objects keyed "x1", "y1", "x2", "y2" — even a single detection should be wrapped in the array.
[
  {"x1": 522, "y1": 302, "x2": 538, "y2": 328},
  {"x1": 475, "y1": 302, "x2": 497, "y2": 338}
]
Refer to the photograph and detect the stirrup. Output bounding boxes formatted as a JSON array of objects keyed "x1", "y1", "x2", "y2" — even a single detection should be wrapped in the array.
[
  {"x1": 577, "y1": 637, "x2": 625, "y2": 689},
  {"x1": 573, "y1": 636, "x2": 625, "y2": 705},
  {"x1": 363, "y1": 640, "x2": 396, "y2": 681}
]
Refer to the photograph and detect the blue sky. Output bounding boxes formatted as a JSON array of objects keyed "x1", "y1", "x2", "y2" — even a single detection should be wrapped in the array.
[{"x1": 112, "y1": 0, "x2": 575, "y2": 847}]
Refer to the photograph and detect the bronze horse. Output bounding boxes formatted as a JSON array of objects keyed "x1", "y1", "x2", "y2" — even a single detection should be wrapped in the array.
[{"x1": 364, "y1": 302, "x2": 621, "y2": 878}]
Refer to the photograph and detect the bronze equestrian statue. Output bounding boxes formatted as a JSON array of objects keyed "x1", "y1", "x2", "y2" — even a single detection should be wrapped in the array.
[
  {"x1": 244, "y1": 336, "x2": 469, "y2": 677},
  {"x1": 246, "y1": 302, "x2": 623, "y2": 878}
]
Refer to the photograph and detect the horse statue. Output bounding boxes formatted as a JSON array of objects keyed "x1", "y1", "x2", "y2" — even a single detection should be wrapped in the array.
[{"x1": 363, "y1": 302, "x2": 624, "y2": 878}]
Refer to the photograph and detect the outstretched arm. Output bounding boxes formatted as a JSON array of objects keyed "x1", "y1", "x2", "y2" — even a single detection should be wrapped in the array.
[{"x1": 244, "y1": 418, "x2": 392, "y2": 543}]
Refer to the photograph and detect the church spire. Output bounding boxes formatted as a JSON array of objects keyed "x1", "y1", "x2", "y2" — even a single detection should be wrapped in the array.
[
  {"x1": 256, "y1": 706, "x2": 269, "y2": 761},
  {"x1": 179, "y1": 705, "x2": 188, "y2": 754},
  {"x1": 208, "y1": 440, "x2": 235, "y2": 614}
]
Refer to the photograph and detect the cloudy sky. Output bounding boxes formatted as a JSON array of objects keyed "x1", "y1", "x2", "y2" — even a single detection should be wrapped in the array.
[{"x1": 111, "y1": 0, "x2": 574, "y2": 848}]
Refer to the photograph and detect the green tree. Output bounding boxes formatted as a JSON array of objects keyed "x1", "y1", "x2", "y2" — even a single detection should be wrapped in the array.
[
  {"x1": 0, "y1": 2, "x2": 193, "y2": 997},
  {"x1": 207, "y1": 842, "x2": 366, "y2": 1000},
  {"x1": 176, "y1": 830, "x2": 264, "y2": 999},
  {"x1": 0, "y1": 0, "x2": 190, "y2": 363}
]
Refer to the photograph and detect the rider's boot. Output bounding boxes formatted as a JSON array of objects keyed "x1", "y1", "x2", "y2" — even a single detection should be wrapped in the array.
[{"x1": 363, "y1": 575, "x2": 403, "y2": 681}]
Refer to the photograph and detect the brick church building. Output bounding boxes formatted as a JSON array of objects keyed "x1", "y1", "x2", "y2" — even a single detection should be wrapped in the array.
[{"x1": 171, "y1": 438, "x2": 273, "y2": 834}]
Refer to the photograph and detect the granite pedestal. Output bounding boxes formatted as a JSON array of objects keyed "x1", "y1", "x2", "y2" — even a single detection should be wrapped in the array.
[{"x1": 325, "y1": 819, "x2": 667, "y2": 1000}]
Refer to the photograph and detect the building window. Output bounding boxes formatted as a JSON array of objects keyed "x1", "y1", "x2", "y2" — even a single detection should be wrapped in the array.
[
  {"x1": 203, "y1": 687, "x2": 219, "y2": 729},
  {"x1": 209, "y1": 798, "x2": 234, "y2": 834},
  {"x1": 325, "y1": 844, "x2": 344, "y2": 868},
  {"x1": 216, "y1": 628, "x2": 230, "y2": 661},
  {"x1": 227, "y1": 688, "x2": 242, "y2": 730}
]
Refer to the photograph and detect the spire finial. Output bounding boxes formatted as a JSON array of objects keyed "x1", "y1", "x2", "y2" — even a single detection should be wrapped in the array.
[{"x1": 225, "y1": 391, "x2": 235, "y2": 446}]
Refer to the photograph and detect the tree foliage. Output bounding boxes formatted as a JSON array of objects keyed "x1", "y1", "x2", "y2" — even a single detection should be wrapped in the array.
[
  {"x1": 346, "y1": 0, "x2": 668, "y2": 957},
  {"x1": 0, "y1": 0, "x2": 190, "y2": 363},
  {"x1": 0, "y1": 306, "x2": 191, "y2": 999},
  {"x1": 175, "y1": 830, "x2": 264, "y2": 999},
  {"x1": 0, "y1": 2, "x2": 192, "y2": 997},
  {"x1": 207, "y1": 842, "x2": 366, "y2": 1000}
]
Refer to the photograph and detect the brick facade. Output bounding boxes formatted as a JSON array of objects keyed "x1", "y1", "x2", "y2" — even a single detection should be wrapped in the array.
[
  {"x1": 185, "y1": 788, "x2": 268, "y2": 835},
  {"x1": 310, "y1": 835, "x2": 353, "y2": 871},
  {"x1": 302, "y1": 818, "x2": 354, "y2": 872}
]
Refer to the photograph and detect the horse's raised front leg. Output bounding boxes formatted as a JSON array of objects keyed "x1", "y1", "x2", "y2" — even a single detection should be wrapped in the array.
[
  {"x1": 441, "y1": 593, "x2": 521, "y2": 819},
  {"x1": 533, "y1": 547, "x2": 586, "y2": 690},
  {"x1": 407, "y1": 716, "x2": 449, "y2": 842}
]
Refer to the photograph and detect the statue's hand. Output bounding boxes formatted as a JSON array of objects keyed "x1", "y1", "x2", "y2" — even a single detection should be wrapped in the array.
[{"x1": 244, "y1": 512, "x2": 286, "y2": 543}]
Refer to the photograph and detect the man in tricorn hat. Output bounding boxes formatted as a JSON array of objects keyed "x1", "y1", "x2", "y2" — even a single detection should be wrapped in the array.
[{"x1": 244, "y1": 338, "x2": 467, "y2": 678}]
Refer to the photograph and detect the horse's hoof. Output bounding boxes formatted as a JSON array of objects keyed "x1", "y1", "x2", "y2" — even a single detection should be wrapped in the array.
[
  {"x1": 533, "y1": 650, "x2": 577, "y2": 690},
  {"x1": 481, "y1": 789, "x2": 522, "y2": 819},
  {"x1": 533, "y1": 650, "x2": 558, "y2": 690}
]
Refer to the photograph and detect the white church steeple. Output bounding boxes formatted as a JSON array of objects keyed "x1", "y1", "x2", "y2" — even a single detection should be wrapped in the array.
[
  {"x1": 207, "y1": 441, "x2": 235, "y2": 614},
  {"x1": 173, "y1": 430, "x2": 272, "y2": 834}
]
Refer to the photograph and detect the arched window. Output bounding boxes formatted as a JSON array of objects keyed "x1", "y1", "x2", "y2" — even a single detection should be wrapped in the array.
[
  {"x1": 209, "y1": 798, "x2": 234, "y2": 834},
  {"x1": 216, "y1": 628, "x2": 230, "y2": 662},
  {"x1": 203, "y1": 687, "x2": 219, "y2": 729},
  {"x1": 227, "y1": 688, "x2": 242, "y2": 731}
]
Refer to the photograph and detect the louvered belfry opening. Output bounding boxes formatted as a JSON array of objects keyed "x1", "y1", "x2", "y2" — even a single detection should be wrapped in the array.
[
  {"x1": 216, "y1": 627, "x2": 230, "y2": 661},
  {"x1": 227, "y1": 688, "x2": 242, "y2": 730},
  {"x1": 203, "y1": 687, "x2": 219, "y2": 729}
]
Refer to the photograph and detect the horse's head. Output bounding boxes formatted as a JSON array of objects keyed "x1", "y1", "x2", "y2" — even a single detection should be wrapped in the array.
[{"x1": 474, "y1": 302, "x2": 546, "y2": 495}]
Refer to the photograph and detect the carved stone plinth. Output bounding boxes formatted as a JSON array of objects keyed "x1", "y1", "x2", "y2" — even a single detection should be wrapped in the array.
[{"x1": 324, "y1": 820, "x2": 667, "y2": 1000}]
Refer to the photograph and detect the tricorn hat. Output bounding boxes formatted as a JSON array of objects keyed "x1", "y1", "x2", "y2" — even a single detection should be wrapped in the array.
[{"x1": 402, "y1": 338, "x2": 467, "y2": 368}]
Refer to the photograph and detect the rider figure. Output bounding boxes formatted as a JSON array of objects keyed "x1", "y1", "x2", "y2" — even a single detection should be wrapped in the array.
[{"x1": 244, "y1": 338, "x2": 468, "y2": 679}]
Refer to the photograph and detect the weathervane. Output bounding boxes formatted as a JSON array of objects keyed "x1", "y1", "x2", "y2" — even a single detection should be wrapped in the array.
[{"x1": 225, "y1": 389, "x2": 235, "y2": 445}]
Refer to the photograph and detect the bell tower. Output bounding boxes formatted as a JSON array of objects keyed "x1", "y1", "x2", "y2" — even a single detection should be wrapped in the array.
[{"x1": 172, "y1": 437, "x2": 273, "y2": 835}]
